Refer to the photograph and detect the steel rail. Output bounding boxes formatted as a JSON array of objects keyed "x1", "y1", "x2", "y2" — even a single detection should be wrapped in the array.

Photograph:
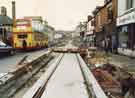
[
  {"x1": 23, "y1": 53, "x2": 108, "y2": 98},
  {"x1": 0, "y1": 51, "x2": 52, "y2": 98},
  {"x1": 76, "y1": 54, "x2": 93, "y2": 98},
  {"x1": 40, "y1": 53, "x2": 90, "y2": 98},
  {"x1": 23, "y1": 53, "x2": 64, "y2": 98},
  {"x1": 76, "y1": 54, "x2": 108, "y2": 98}
]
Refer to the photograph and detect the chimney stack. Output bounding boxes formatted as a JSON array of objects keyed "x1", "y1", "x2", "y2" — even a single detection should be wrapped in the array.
[
  {"x1": 12, "y1": 1, "x2": 16, "y2": 26},
  {"x1": 87, "y1": 15, "x2": 92, "y2": 22}
]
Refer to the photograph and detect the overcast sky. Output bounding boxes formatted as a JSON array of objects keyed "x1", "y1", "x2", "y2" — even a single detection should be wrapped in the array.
[{"x1": 0, "y1": 0, "x2": 104, "y2": 30}]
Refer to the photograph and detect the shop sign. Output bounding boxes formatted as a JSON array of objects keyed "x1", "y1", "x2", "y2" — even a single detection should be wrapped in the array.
[
  {"x1": 117, "y1": 11, "x2": 135, "y2": 26},
  {"x1": 85, "y1": 31, "x2": 93, "y2": 36}
]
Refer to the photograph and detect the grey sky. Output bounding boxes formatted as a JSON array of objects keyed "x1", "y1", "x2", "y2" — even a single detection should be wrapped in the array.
[{"x1": 0, "y1": 0, "x2": 104, "y2": 30}]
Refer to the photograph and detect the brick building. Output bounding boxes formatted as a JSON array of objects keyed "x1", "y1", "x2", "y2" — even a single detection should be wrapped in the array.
[{"x1": 93, "y1": 0, "x2": 118, "y2": 48}]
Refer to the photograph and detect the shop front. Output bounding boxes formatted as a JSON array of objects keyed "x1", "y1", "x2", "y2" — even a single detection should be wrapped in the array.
[
  {"x1": 117, "y1": 10, "x2": 135, "y2": 57},
  {"x1": 84, "y1": 31, "x2": 95, "y2": 47},
  {"x1": 118, "y1": 24, "x2": 135, "y2": 49}
]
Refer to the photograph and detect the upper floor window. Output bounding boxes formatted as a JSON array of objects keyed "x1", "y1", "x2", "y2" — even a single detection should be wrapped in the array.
[
  {"x1": 97, "y1": 13, "x2": 101, "y2": 26},
  {"x1": 107, "y1": 6, "x2": 113, "y2": 20},
  {"x1": 126, "y1": 0, "x2": 134, "y2": 10},
  {"x1": 91, "y1": 20, "x2": 95, "y2": 26}
]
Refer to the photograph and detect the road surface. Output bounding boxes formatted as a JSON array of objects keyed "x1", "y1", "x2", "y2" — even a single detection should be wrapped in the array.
[{"x1": 0, "y1": 49, "x2": 48, "y2": 73}]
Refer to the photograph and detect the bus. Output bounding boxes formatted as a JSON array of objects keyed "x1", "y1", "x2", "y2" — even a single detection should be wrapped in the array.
[{"x1": 13, "y1": 18, "x2": 48, "y2": 50}]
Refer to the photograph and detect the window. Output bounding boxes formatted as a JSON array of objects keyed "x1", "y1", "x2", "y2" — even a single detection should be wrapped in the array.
[
  {"x1": 107, "y1": 6, "x2": 113, "y2": 20},
  {"x1": 18, "y1": 34, "x2": 27, "y2": 39},
  {"x1": 119, "y1": 26, "x2": 128, "y2": 48},
  {"x1": 91, "y1": 20, "x2": 95, "y2": 26},
  {"x1": 97, "y1": 13, "x2": 101, "y2": 26},
  {"x1": 127, "y1": 0, "x2": 134, "y2": 10}
]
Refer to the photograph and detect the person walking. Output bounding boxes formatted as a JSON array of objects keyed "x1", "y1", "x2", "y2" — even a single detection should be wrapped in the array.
[
  {"x1": 108, "y1": 37, "x2": 112, "y2": 53},
  {"x1": 102, "y1": 40, "x2": 105, "y2": 51},
  {"x1": 23, "y1": 39, "x2": 27, "y2": 50},
  {"x1": 112, "y1": 37, "x2": 118, "y2": 54},
  {"x1": 104, "y1": 37, "x2": 109, "y2": 54}
]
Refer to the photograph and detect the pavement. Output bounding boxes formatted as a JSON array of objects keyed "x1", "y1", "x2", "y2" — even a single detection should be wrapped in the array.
[
  {"x1": 109, "y1": 53, "x2": 135, "y2": 67},
  {"x1": 108, "y1": 53, "x2": 135, "y2": 74}
]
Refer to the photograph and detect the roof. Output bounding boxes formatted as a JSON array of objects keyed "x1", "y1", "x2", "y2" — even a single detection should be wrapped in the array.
[
  {"x1": 0, "y1": 15, "x2": 13, "y2": 25},
  {"x1": 93, "y1": 0, "x2": 112, "y2": 16},
  {"x1": 24, "y1": 16, "x2": 43, "y2": 22},
  {"x1": 16, "y1": 18, "x2": 31, "y2": 21}
]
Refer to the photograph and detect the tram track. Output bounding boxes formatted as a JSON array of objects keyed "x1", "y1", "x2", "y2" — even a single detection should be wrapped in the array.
[
  {"x1": 76, "y1": 54, "x2": 108, "y2": 98},
  {"x1": 0, "y1": 51, "x2": 53, "y2": 98},
  {"x1": 23, "y1": 53, "x2": 108, "y2": 98},
  {"x1": 23, "y1": 53, "x2": 64, "y2": 98},
  {"x1": 32, "y1": 53, "x2": 64, "y2": 98}
]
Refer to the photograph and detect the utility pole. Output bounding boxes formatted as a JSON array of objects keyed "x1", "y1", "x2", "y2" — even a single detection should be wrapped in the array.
[{"x1": 12, "y1": 1, "x2": 16, "y2": 27}]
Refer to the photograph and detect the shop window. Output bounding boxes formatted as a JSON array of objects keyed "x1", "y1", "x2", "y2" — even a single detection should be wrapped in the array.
[
  {"x1": 119, "y1": 26, "x2": 128, "y2": 48},
  {"x1": 126, "y1": 0, "x2": 134, "y2": 10},
  {"x1": 18, "y1": 34, "x2": 27, "y2": 39}
]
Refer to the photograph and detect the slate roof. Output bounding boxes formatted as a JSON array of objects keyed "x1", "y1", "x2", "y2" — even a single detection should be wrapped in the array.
[{"x1": 0, "y1": 15, "x2": 13, "y2": 25}]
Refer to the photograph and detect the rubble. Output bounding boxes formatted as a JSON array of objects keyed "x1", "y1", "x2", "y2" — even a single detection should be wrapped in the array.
[
  {"x1": 87, "y1": 51, "x2": 109, "y2": 66},
  {"x1": 85, "y1": 50, "x2": 135, "y2": 98}
]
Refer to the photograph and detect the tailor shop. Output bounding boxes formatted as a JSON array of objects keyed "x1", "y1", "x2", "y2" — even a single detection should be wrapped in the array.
[{"x1": 117, "y1": 11, "x2": 135, "y2": 49}]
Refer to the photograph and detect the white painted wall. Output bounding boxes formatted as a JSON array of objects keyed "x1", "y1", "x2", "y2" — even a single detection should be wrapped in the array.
[
  {"x1": 87, "y1": 21, "x2": 94, "y2": 31},
  {"x1": 118, "y1": 0, "x2": 135, "y2": 16},
  {"x1": 32, "y1": 20, "x2": 44, "y2": 32},
  {"x1": 87, "y1": 21, "x2": 92, "y2": 31},
  {"x1": 54, "y1": 33, "x2": 63, "y2": 39},
  {"x1": 48, "y1": 28, "x2": 55, "y2": 42},
  {"x1": 86, "y1": 19, "x2": 94, "y2": 36},
  {"x1": 118, "y1": 0, "x2": 126, "y2": 16}
]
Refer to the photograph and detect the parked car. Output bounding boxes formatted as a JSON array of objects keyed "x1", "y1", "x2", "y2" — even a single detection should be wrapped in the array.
[{"x1": 0, "y1": 41, "x2": 15, "y2": 56}]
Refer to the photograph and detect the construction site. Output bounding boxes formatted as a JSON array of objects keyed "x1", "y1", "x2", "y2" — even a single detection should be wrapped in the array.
[{"x1": 0, "y1": 0, "x2": 135, "y2": 98}]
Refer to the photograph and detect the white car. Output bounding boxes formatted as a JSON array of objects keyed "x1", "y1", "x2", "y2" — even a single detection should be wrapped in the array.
[{"x1": 0, "y1": 41, "x2": 15, "y2": 56}]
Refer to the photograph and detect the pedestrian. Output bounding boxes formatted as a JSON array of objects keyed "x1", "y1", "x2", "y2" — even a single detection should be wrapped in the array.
[
  {"x1": 104, "y1": 38, "x2": 109, "y2": 54},
  {"x1": 23, "y1": 39, "x2": 27, "y2": 50},
  {"x1": 108, "y1": 37, "x2": 112, "y2": 53},
  {"x1": 112, "y1": 37, "x2": 118, "y2": 54},
  {"x1": 102, "y1": 40, "x2": 105, "y2": 51}
]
